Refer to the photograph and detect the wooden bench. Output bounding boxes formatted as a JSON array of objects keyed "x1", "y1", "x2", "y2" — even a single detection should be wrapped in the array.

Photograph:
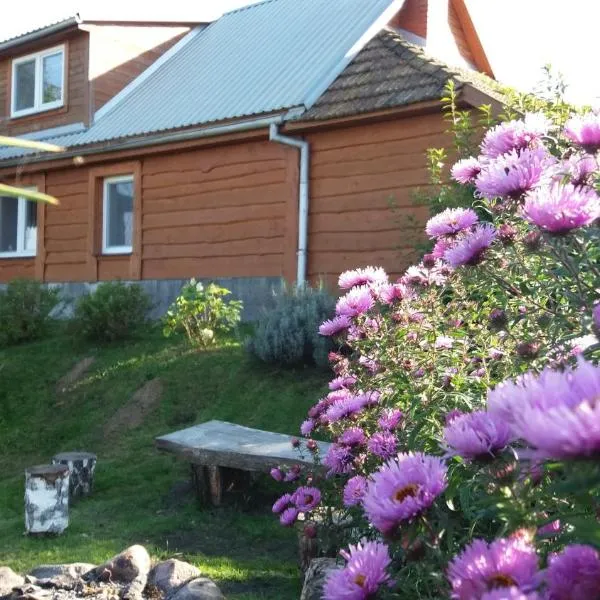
[{"x1": 155, "y1": 420, "x2": 331, "y2": 506}]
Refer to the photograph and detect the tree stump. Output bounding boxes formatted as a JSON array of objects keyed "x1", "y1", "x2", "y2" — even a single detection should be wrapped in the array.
[
  {"x1": 25, "y1": 464, "x2": 70, "y2": 534},
  {"x1": 52, "y1": 452, "x2": 97, "y2": 500}
]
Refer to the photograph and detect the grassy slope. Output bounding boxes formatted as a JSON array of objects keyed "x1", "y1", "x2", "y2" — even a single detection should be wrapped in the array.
[{"x1": 0, "y1": 329, "x2": 327, "y2": 599}]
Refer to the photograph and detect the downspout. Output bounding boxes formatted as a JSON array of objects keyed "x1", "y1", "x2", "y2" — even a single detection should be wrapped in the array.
[{"x1": 269, "y1": 124, "x2": 309, "y2": 288}]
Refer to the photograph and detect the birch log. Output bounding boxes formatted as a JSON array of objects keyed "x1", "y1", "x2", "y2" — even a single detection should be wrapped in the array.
[
  {"x1": 25, "y1": 464, "x2": 69, "y2": 534},
  {"x1": 52, "y1": 452, "x2": 97, "y2": 500}
]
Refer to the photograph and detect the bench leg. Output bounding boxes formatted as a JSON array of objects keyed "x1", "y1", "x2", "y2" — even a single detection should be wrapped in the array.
[
  {"x1": 190, "y1": 464, "x2": 208, "y2": 507},
  {"x1": 207, "y1": 466, "x2": 223, "y2": 507}
]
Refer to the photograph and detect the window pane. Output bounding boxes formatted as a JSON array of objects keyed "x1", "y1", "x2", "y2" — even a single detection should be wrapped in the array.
[
  {"x1": 42, "y1": 52, "x2": 63, "y2": 104},
  {"x1": 106, "y1": 180, "x2": 133, "y2": 249},
  {"x1": 15, "y1": 60, "x2": 35, "y2": 111},
  {"x1": 24, "y1": 201, "x2": 37, "y2": 253},
  {"x1": 0, "y1": 197, "x2": 19, "y2": 253}
]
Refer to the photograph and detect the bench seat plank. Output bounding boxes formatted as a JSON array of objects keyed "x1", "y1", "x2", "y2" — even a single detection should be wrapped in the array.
[{"x1": 155, "y1": 420, "x2": 331, "y2": 473}]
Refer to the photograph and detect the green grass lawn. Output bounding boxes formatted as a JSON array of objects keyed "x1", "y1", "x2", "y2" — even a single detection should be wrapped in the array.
[{"x1": 0, "y1": 328, "x2": 328, "y2": 599}]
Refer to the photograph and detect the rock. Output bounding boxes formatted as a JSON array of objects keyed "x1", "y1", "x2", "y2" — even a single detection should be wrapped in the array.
[
  {"x1": 170, "y1": 577, "x2": 224, "y2": 600},
  {"x1": 0, "y1": 567, "x2": 24, "y2": 596},
  {"x1": 90, "y1": 545, "x2": 151, "y2": 584},
  {"x1": 28, "y1": 564, "x2": 95, "y2": 580},
  {"x1": 148, "y1": 560, "x2": 200, "y2": 597},
  {"x1": 300, "y1": 558, "x2": 340, "y2": 600}
]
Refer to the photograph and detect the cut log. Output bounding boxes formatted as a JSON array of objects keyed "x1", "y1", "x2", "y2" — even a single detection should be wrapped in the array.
[
  {"x1": 51, "y1": 452, "x2": 97, "y2": 500},
  {"x1": 25, "y1": 464, "x2": 70, "y2": 535}
]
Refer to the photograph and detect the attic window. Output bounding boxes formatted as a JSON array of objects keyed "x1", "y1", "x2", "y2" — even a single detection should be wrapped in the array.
[{"x1": 11, "y1": 45, "x2": 65, "y2": 118}]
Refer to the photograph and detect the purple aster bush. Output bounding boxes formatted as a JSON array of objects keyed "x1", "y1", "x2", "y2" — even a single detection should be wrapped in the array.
[
  {"x1": 426, "y1": 207, "x2": 479, "y2": 238},
  {"x1": 553, "y1": 153, "x2": 598, "y2": 186},
  {"x1": 564, "y1": 112, "x2": 600, "y2": 153},
  {"x1": 444, "y1": 223, "x2": 497, "y2": 267},
  {"x1": 475, "y1": 147, "x2": 555, "y2": 200},
  {"x1": 481, "y1": 588, "x2": 541, "y2": 600},
  {"x1": 522, "y1": 183, "x2": 600, "y2": 233},
  {"x1": 452, "y1": 157, "x2": 482, "y2": 184},
  {"x1": 447, "y1": 537, "x2": 540, "y2": 599},
  {"x1": 329, "y1": 375, "x2": 357, "y2": 391},
  {"x1": 343, "y1": 475, "x2": 368, "y2": 507},
  {"x1": 279, "y1": 506, "x2": 299, "y2": 527},
  {"x1": 378, "y1": 408, "x2": 403, "y2": 431},
  {"x1": 323, "y1": 443, "x2": 355, "y2": 476},
  {"x1": 300, "y1": 418, "x2": 315, "y2": 436},
  {"x1": 323, "y1": 540, "x2": 393, "y2": 600},
  {"x1": 338, "y1": 266, "x2": 389, "y2": 290},
  {"x1": 272, "y1": 493, "x2": 293, "y2": 514},
  {"x1": 487, "y1": 359, "x2": 600, "y2": 458},
  {"x1": 545, "y1": 544, "x2": 600, "y2": 600},
  {"x1": 443, "y1": 410, "x2": 512, "y2": 460},
  {"x1": 480, "y1": 113, "x2": 550, "y2": 158},
  {"x1": 339, "y1": 427, "x2": 367, "y2": 447},
  {"x1": 362, "y1": 453, "x2": 447, "y2": 535}
]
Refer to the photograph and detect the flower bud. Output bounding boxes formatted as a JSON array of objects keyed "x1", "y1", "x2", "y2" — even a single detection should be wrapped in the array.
[
  {"x1": 306, "y1": 439, "x2": 318, "y2": 453},
  {"x1": 516, "y1": 341, "x2": 540, "y2": 359},
  {"x1": 498, "y1": 223, "x2": 517, "y2": 244},
  {"x1": 270, "y1": 467, "x2": 284, "y2": 482},
  {"x1": 523, "y1": 230, "x2": 542, "y2": 251},
  {"x1": 422, "y1": 253, "x2": 436, "y2": 268},
  {"x1": 304, "y1": 523, "x2": 318, "y2": 539},
  {"x1": 291, "y1": 437, "x2": 301, "y2": 448},
  {"x1": 489, "y1": 308, "x2": 508, "y2": 330}
]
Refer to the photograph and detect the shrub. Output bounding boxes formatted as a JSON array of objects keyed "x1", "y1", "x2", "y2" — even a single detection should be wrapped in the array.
[
  {"x1": 0, "y1": 279, "x2": 59, "y2": 346},
  {"x1": 269, "y1": 91, "x2": 600, "y2": 598},
  {"x1": 247, "y1": 284, "x2": 335, "y2": 367},
  {"x1": 163, "y1": 279, "x2": 242, "y2": 347},
  {"x1": 73, "y1": 281, "x2": 151, "y2": 342}
]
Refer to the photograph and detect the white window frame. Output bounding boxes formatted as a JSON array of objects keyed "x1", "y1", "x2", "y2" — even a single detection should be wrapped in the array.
[
  {"x1": 0, "y1": 189, "x2": 37, "y2": 258},
  {"x1": 11, "y1": 44, "x2": 65, "y2": 118},
  {"x1": 102, "y1": 175, "x2": 134, "y2": 255}
]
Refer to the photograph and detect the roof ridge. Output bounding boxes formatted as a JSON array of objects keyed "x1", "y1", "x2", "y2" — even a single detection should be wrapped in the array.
[{"x1": 223, "y1": 0, "x2": 280, "y2": 16}]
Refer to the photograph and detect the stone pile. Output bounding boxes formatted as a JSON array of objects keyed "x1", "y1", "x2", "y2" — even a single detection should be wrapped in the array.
[{"x1": 0, "y1": 546, "x2": 223, "y2": 600}]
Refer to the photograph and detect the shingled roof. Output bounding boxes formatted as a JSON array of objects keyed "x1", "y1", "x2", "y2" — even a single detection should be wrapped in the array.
[{"x1": 301, "y1": 28, "x2": 503, "y2": 121}]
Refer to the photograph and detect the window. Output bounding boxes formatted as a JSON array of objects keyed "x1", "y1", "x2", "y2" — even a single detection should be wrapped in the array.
[
  {"x1": 103, "y1": 175, "x2": 134, "y2": 254},
  {"x1": 0, "y1": 192, "x2": 37, "y2": 257},
  {"x1": 11, "y1": 45, "x2": 65, "y2": 117}
]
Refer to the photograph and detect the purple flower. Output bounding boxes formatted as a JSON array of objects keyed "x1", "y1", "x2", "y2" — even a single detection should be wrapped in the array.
[
  {"x1": 292, "y1": 486, "x2": 321, "y2": 512},
  {"x1": 343, "y1": 475, "x2": 367, "y2": 507},
  {"x1": 452, "y1": 157, "x2": 482, "y2": 184},
  {"x1": 358, "y1": 355, "x2": 380, "y2": 374},
  {"x1": 545, "y1": 544, "x2": 600, "y2": 600},
  {"x1": 523, "y1": 183, "x2": 600, "y2": 233},
  {"x1": 426, "y1": 208, "x2": 479, "y2": 238},
  {"x1": 329, "y1": 375, "x2": 357, "y2": 391},
  {"x1": 377, "y1": 282, "x2": 411, "y2": 305},
  {"x1": 487, "y1": 358, "x2": 600, "y2": 459},
  {"x1": 378, "y1": 408, "x2": 403, "y2": 431},
  {"x1": 272, "y1": 493, "x2": 293, "y2": 514},
  {"x1": 336, "y1": 286, "x2": 375, "y2": 318},
  {"x1": 564, "y1": 112, "x2": 600, "y2": 153},
  {"x1": 323, "y1": 540, "x2": 393, "y2": 600},
  {"x1": 476, "y1": 147, "x2": 555, "y2": 200},
  {"x1": 593, "y1": 303, "x2": 600, "y2": 333},
  {"x1": 319, "y1": 315, "x2": 351, "y2": 336},
  {"x1": 339, "y1": 427, "x2": 366, "y2": 447},
  {"x1": 338, "y1": 266, "x2": 388, "y2": 290},
  {"x1": 324, "y1": 392, "x2": 370, "y2": 423},
  {"x1": 435, "y1": 335, "x2": 454, "y2": 349},
  {"x1": 444, "y1": 223, "x2": 496, "y2": 267},
  {"x1": 553, "y1": 153, "x2": 598, "y2": 186},
  {"x1": 270, "y1": 467, "x2": 284, "y2": 482},
  {"x1": 480, "y1": 113, "x2": 550, "y2": 158},
  {"x1": 323, "y1": 443, "x2": 355, "y2": 476},
  {"x1": 447, "y1": 537, "x2": 539, "y2": 599},
  {"x1": 445, "y1": 409, "x2": 463, "y2": 425},
  {"x1": 300, "y1": 419, "x2": 315, "y2": 436},
  {"x1": 443, "y1": 410, "x2": 512, "y2": 460},
  {"x1": 432, "y1": 237, "x2": 454, "y2": 259},
  {"x1": 481, "y1": 588, "x2": 540, "y2": 600},
  {"x1": 284, "y1": 465, "x2": 301, "y2": 482},
  {"x1": 367, "y1": 431, "x2": 398, "y2": 459},
  {"x1": 362, "y1": 452, "x2": 447, "y2": 535},
  {"x1": 537, "y1": 519, "x2": 561, "y2": 537},
  {"x1": 279, "y1": 506, "x2": 299, "y2": 526}
]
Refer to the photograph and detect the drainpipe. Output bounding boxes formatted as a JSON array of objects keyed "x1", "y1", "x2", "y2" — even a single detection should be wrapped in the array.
[{"x1": 269, "y1": 124, "x2": 310, "y2": 288}]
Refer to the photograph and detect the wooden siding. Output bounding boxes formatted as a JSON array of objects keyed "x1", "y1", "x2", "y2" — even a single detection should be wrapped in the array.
[
  {"x1": 306, "y1": 112, "x2": 449, "y2": 286},
  {"x1": 0, "y1": 31, "x2": 90, "y2": 136},
  {"x1": 0, "y1": 112, "x2": 450, "y2": 287},
  {"x1": 83, "y1": 24, "x2": 190, "y2": 113}
]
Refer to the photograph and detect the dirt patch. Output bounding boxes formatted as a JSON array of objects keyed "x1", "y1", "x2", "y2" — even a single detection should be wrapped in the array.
[
  {"x1": 104, "y1": 378, "x2": 163, "y2": 435},
  {"x1": 56, "y1": 357, "x2": 96, "y2": 393}
]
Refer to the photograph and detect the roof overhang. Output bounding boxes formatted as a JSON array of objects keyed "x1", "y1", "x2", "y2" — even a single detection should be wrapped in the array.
[{"x1": 0, "y1": 17, "x2": 81, "y2": 56}]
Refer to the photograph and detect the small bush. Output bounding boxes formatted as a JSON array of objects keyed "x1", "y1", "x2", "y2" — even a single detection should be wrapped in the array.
[
  {"x1": 247, "y1": 284, "x2": 335, "y2": 367},
  {"x1": 163, "y1": 279, "x2": 243, "y2": 347},
  {"x1": 73, "y1": 282, "x2": 151, "y2": 342},
  {"x1": 0, "y1": 279, "x2": 59, "y2": 346}
]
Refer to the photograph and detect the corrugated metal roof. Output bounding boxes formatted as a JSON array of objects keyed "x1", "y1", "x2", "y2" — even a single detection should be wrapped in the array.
[{"x1": 0, "y1": 0, "x2": 401, "y2": 161}]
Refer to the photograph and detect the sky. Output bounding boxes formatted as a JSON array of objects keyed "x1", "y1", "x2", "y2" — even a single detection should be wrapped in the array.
[{"x1": 0, "y1": 0, "x2": 597, "y2": 105}]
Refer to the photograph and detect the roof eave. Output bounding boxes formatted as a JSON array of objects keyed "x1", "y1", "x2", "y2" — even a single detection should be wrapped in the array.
[
  {"x1": 460, "y1": 82, "x2": 505, "y2": 114},
  {"x1": 0, "y1": 17, "x2": 80, "y2": 55}
]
